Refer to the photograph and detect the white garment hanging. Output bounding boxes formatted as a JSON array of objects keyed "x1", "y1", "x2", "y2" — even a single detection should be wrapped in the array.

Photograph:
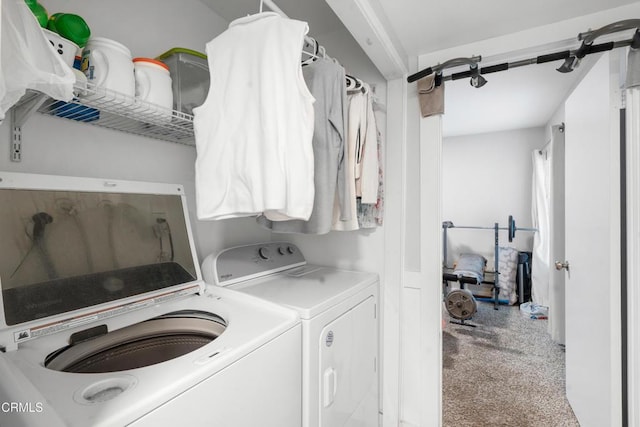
[
  {"x1": 531, "y1": 148, "x2": 551, "y2": 308},
  {"x1": 357, "y1": 107, "x2": 385, "y2": 228},
  {"x1": 0, "y1": 0, "x2": 74, "y2": 122},
  {"x1": 357, "y1": 85, "x2": 379, "y2": 204},
  {"x1": 194, "y1": 12, "x2": 315, "y2": 221},
  {"x1": 332, "y1": 90, "x2": 363, "y2": 231}
]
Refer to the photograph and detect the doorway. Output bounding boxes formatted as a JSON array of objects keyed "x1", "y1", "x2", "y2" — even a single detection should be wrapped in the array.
[{"x1": 437, "y1": 49, "x2": 622, "y2": 426}]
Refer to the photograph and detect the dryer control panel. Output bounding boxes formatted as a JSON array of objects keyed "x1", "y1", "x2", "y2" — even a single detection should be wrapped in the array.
[{"x1": 203, "y1": 242, "x2": 306, "y2": 287}]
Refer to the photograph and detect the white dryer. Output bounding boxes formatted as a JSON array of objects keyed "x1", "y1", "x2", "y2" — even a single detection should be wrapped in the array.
[
  {"x1": 202, "y1": 242, "x2": 380, "y2": 427},
  {"x1": 0, "y1": 172, "x2": 302, "y2": 427}
]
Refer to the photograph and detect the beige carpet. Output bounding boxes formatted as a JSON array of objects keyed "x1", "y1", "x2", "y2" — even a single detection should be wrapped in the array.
[{"x1": 443, "y1": 301, "x2": 580, "y2": 427}]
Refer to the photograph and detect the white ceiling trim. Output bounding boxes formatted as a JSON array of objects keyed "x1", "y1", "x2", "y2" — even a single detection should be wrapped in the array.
[{"x1": 325, "y1": 0, "x2": 408, "y2": 79}]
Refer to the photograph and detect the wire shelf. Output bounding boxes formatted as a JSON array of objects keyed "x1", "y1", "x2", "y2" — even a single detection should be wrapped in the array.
[{"x1": 18, "y1": 82, "x2": 196, "y2": 146}]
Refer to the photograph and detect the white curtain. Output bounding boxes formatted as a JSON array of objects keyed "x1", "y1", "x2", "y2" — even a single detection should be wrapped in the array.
[{"x1": 531, "y1": 147, "x2": 551, "y2": 308}]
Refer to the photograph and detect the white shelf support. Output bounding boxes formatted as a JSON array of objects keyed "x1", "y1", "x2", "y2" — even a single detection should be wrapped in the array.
[
  {"x1": 11, "y1": 122, "x2": 22, "y2": 163},
  {"x1": 10, "y1": 93, "x2": 48, "y2": 162},
  {"x1": 9, "y1": 84, "x2": 195, "y2": 153}
]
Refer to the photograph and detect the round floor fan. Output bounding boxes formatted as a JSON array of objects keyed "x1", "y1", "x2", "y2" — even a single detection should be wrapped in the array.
[{"x1": 445, "y1": 288, "x2": 477, "y2": 321}]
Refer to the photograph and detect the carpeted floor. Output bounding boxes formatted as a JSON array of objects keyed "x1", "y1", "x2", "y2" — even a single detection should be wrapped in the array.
[{"x1": 442, "y1": 301, "x2": 580, "y2": 427}]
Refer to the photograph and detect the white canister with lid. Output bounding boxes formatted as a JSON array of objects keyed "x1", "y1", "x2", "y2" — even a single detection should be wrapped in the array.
[
  {"x1": 133, "y1": 58, "x2": 173, "y2": 117},
  {"x1": 81, "y1": 37, "x2": 135, "y2": 97}
]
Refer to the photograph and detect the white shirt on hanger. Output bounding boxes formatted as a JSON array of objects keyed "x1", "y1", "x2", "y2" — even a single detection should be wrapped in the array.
[{"x1": 194, "y1": 12, "x2": 315, "y2": 221}]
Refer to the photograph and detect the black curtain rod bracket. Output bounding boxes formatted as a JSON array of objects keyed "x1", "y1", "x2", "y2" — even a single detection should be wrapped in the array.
[
  {"x1": 407, "y1": 56, "x2": 481, "y2": 83},
  {"x1": 579, "y1": 19, "x2": 640, "y2": 44}
]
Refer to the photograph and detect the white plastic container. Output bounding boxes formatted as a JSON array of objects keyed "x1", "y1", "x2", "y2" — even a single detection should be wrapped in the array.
[
  {"x1": 43, "y1": 28, "x2": 78, "y2": 68},
  {"x1": 81, "y1": 37, "x2": 135, "y2": 97},
  {"x1": 133, "y1": 57, "x2": 173, "y2": 119}
]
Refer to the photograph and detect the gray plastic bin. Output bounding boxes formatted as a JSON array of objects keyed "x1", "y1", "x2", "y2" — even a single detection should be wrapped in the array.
[{"x1": 157, "y1": 48, "x2": 209, "y2": 115}]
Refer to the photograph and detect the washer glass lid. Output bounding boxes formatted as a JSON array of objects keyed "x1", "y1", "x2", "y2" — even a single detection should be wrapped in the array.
[{"x1": 0, "y1": 188, "x2": 198, "y2": 326}]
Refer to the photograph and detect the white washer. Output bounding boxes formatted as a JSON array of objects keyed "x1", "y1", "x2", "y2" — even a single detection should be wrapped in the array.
[
  {"x1": 202, "y1": 242, "x2": 379, "y2": 427},
  {"x1": 0, "y1": 172, "x2": 302, "y2": 427}
]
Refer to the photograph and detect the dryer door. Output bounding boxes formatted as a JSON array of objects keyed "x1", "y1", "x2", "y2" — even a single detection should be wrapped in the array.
[{"x1": 319, "y1": 296, "x2": 377, "y2": 427}]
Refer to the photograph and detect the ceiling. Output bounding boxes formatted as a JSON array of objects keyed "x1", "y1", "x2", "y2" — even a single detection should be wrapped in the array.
[
  {"x1": 200, "y1": 0, "x2": 344, "y2": 38},
  {"x1": 376, "y1": 0, "x2": 639, "y2": 57},
  {"x1": 373, "y1": 0, "x2": 638, "y2": 136},
  {"x1": 441, "y1": 60, "x2": 583, "y2": 137},
  {"x1": 200, "y1": 0, "x2": 638, "y2": 137}
]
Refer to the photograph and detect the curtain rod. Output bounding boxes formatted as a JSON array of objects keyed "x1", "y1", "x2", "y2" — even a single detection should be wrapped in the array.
[{"x1": 407, "y1": 19, "x2": 640, "y2": 85}]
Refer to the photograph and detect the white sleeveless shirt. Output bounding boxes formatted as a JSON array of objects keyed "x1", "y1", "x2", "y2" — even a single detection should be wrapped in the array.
[{"x1": 194, "y1": 12, "x2": 315, "y2": 221}]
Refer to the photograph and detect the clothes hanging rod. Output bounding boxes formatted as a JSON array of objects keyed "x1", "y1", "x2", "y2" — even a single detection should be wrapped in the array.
[
  {"x1": 259, "y1": 0, "x2": 371, "y2": 88},
  {"x1": 407, "y1": 19, "x2": 640, "y2": 84},
  {"x1": 260, "y1": 0, "x2": 315, "y2": 47}
]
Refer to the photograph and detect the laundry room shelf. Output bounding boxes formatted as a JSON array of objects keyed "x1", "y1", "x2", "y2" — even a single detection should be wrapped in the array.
[{"x1": 13, "y1": 82, "x2": 195, "y2": 148}]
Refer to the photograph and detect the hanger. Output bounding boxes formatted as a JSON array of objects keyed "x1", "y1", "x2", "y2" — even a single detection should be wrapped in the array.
[
  {"x1": 346, "y1": 75, "x2": 366, "y2": 93},
  {"x1": 302, "y1": 37, "x2": 317, "y2": 55},
  {"x1": 359, "y1": 79, "x2": 368, "y2": 94},
  {"x1": 301, "y1": 37, "x2": 319, "y2": 65},
  {"x1": 257, "y1": 1, "x2": 328, "y2": 66},
  {"x1": 345, "y1": 75, "x2": 358, "y2": 91}
]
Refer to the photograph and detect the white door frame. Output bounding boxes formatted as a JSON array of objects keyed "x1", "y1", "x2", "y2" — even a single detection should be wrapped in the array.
[{"x1": 625, "y1": 86, "x2": 640, "y2": 427}]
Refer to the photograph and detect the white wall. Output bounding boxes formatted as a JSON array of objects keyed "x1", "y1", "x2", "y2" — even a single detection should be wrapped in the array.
[
  {"x1": 546, "y1": 104, "x2": 566, "y2": 141},
  {"x1": 404, "y1": 56, "x2": 422, "y2": 273},
  {"x1": 442, "y1": 127, "x2": 543, "y2": 264}
]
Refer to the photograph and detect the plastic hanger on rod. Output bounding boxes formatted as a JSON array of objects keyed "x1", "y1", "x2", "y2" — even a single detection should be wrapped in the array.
[
  {"x1": 301, "y1": 37, "x2": 319, "y2": 65},
  {"x1": 259, "y1": 0, "x2": 324, "y2": 63},
  {"x1": 345, "y1": 75, "x2": 359, "y2": 91},
  {"x1": 259, "y1": 0, "x2": 367, "y2": 93}
]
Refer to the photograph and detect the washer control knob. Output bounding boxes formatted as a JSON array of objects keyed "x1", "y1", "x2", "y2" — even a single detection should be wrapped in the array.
[
  {"x1": 258, "y1": 247, "x2": 270, "y2": 260},
  {"x1": 286, "y1": 246, "x2": 295, "y2": 254},
  {"x1": 277, "y1": 246, "x2": 286, "y2": 255}
]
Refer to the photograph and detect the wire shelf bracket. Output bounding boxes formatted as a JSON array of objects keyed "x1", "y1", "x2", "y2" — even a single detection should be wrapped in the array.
[{"x1": 10, "y1": 81, "x2": 196, "y2": 162}]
